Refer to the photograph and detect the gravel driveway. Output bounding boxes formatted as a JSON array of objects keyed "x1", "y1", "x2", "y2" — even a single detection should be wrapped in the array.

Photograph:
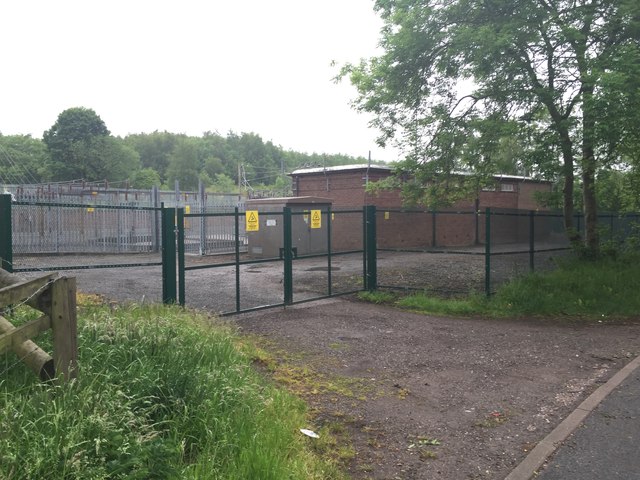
[
  {"x1": 15, "y1": 246, "x2": 569, "y2": 313},
  {"x1": 236, "y1": 298, "x2": 640, "y2": 480}
]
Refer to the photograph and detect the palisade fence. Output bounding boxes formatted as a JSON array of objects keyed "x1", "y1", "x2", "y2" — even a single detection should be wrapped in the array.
[
  {"x1": 3, "y1": 199, "x2": 248, "y2": 272},
  {"x1": 3, "y1": 182, "x2": 244, "y2": 208}
]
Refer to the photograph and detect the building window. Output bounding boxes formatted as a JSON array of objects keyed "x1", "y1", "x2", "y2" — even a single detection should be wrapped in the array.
[{"x1": 500, "y1": 183, "x2": 515, "y2": 192}]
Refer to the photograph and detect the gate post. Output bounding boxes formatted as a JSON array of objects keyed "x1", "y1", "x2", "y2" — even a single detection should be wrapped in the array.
[
  {"x1": 161, "y1": 204, "x2": 177, "y2": 304},
  {"x1": 177, "y1": 207, "x2": 185, "y2": 306},
  {"x1": 283, "y1": 207, "x2": 293, "y2": 305},
  {"x1": 529, "y1": 210, "x2": 535, "y2": 272},
  {"x1": 484, "y1": 207, "x2": 491, "y2": 297},
  {"x1": 0, "y1": 194, "x2": 13, "y2": 273},
  {"x1": 365, "y1": 205, "x2": 377, "y2": 291},
  {"x1": 234, "y1": 207, "x2": 241, "y2": 313}
]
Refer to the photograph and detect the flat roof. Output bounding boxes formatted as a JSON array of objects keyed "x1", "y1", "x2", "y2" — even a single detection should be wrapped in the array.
[
  {"x1": 246, "y1": 196, "x2": 333, "y2": 205},
  {"x1": 290, "y1": 164, "x2": 391, "y2": 175},
  {"x1": 290, "y1": 164, "x2": 549, "y2": 183}
]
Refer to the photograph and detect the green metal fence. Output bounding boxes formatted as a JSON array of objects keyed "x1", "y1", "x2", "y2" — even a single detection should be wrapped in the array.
[
  {"x1": 3, "y1": 194, "x2": 639, "y2": 311},
  {"x1": 0, "y1": 194, "x2": 174, "y2": 304}
]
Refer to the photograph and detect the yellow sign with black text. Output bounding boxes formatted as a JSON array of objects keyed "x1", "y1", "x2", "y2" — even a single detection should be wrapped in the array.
[
  {"x1": 310, "y1": 210, "x2": 321, "y2": 229},
  {"x1": 246, "y1": 210, "x2": 259, "y2": 232}
]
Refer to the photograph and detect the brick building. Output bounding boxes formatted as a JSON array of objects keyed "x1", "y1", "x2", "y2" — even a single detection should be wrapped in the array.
[
  {"x1": 290, "y1": 164, "x2": 550, "y2": 210},
  {"x1": 289, "y1": 165, "x2": 553, "y2": 248}
]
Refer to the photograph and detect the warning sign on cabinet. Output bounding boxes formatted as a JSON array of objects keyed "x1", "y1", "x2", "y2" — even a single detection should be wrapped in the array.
[
  {"x1": 246, "y1": 210, "x2": 259, "y2": 231},
  {"x1": 310, "y1": 210, "x2": 321, "y2": 229}
]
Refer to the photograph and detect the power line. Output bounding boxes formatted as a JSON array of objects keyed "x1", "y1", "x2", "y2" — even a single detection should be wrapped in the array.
[{"x1": 0, "y1": 144, "x2": 41, "y2": 185}]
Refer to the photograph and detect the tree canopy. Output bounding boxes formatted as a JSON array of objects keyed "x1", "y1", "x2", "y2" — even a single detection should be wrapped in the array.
[
  {"x1": 341, "y1": 0, "x2": 640, "y2": 254},
  {"x1": 3, "y1": 108, "x2": 376, "y2": 194},
  {"x1": 42, "y1": 107, "x2": 114, "y2": 181}
]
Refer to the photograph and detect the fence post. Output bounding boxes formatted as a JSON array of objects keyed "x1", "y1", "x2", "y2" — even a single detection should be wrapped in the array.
[
  {"x1": 0, "y1": 194, "x2": 13, "y2": 273},
  {"x1": 529, "y1": 210, "x2": 535, "y2": 272},
  {"x1": 283, "y1": 207, "x2": 293, "y2": 305},
  {"x1": 199, "y1": 181, "x2": 206, "y2": 256},
  {"x1": 177, "y1": 207, "x2": 185, "y2": 306},
  {"x1": 234, "y1": 207, "x2": 241, "y2": 312},
  {"x1": 50, "y1": 276, "x2": 78, "y2": 381},
  {"x1": 152, "y1": 185, "x2": 160, "y2": 253},
  {"x1": 485, "y1": 207, "x2": 491, "y2": 297},
  {"x1": 365, "y1": 205, "x2": 377, "y2": 291},
  {"x1": 327, "y1": 207, "x2": 332, "y2": 297},
  {"x1": 432, "y1": 210, "x2": 437, "y2": 247},
  {"x1": 161, "y1": 204, "x2": 177, "y2": 304}
]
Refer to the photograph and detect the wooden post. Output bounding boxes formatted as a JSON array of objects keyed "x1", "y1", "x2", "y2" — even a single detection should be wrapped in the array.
[
  {"x1": 1, "y1": 271, "x2": 78, "y2": 383},
  {"x1": 49, "y1": 277, "x2": 78, "y2": 381},
  {"x1": 0, "y1": 316, "x2": 55, "y2": 381}
]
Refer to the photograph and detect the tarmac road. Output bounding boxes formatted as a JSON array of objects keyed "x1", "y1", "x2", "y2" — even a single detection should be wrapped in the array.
[{"x1": 535, "y1": 369, "x2": 640, "y2": 480}]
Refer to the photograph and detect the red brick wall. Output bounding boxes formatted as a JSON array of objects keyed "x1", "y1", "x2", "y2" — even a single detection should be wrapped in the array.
[{"x1": 293, "y1": 170, "x2": 552, "y2": 248}]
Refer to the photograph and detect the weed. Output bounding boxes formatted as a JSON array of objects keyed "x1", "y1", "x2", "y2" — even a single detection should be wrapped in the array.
[
  {"x1": 419, "y1": 449, "x2": 438, "y2": 460},
  {"x1": 475, "y1": 411, "x2": 509, "y2": 428},
  {"x1": 358, "y1": 290, "x2": 397, "y2": 304}
]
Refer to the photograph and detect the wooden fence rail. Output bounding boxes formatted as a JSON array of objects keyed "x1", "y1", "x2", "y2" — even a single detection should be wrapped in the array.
[{"x1": 0, "y1": 270, "x2": 77, "y2": 382}]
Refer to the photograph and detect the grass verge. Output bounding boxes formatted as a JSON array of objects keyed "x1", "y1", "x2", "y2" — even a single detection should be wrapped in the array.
[
  {"x1": 360, "y1": 254, "x2": 640, "y2": 320},
  {"x1": 1, "y1": 301, "x2": 346, "y2": 480}
]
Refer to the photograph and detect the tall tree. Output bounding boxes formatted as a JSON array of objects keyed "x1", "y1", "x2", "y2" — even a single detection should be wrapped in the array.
[
  {"x1": 42, "y1": 107, "x2": 111, "y2": 181},
  {"x1": 341, "y1": 0, "x2": 640, "y2": 255},
  {"x1": 166, "y1": 137, "x2": 201, "y2": 190},
  {"x1": 124, "y1": 131, "x2": 185, "y2": 182}
]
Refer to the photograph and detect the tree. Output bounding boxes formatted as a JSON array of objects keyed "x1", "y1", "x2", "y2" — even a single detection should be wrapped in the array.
[
  {"x1": 130, "y1": 167, "x2": 162, "y2": 189},
  {"x1": 124, "y1": 131, "x2": 185, "y2": 182},
  {"x1": 43, "y1": 107, "x2": 111, "y2": 181},
  {"x1": 209, "y1": 173, "x2": 237, "y2": 193},
  {"x1": 341, "y1": 0, "x2": 640, "y2": 255},
  {"x1": 0, "y1": 134, "x2": 49, "y2": 184},
  {"x1": 166, "y1": 138, "x2": 201, "y2": 190}
]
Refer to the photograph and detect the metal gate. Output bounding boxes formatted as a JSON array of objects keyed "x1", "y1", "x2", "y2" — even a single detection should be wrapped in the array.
[{"x1": 172, "y1": 206, "x2": 377, "y2": 315}]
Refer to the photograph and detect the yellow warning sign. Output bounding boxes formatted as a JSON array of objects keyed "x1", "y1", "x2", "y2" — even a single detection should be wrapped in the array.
[
  {"x1": 384, "y1": 211, "x2": 390, "y2": 220},
  {"x1": 246, "y1": 210, "x2": 259, "y2": 232},
  {"x1": 311, "y1": 210, "x2": 321, "y2": 229},
  {"x1": 87, "y1": 207, "x2": 95, "y2": 213}
]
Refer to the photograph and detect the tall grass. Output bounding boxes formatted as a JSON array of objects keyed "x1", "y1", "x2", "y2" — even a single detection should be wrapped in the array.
[
  {"x1": 1, "y1": 303, "x2": 345, "y2": 479},
  {"x1": 488, "y1": 253, "x2": 640, "y2": 317},
  {"x1": 386, "y1": 253, "x2": 640, "y2": 319}
]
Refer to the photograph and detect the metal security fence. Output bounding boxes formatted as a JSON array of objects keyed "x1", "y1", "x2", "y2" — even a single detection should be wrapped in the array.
[
  {"x1": 3, "y1": 194, "x2": 639, "y2": 313},
  {"x1": 373, "y1": 207, "x2": 639, "y2": 296},
  {"x1": 3, "y1": 182, "x2": 243, "y2": 209},
  {"x1": 12, "y1": 202, "x2": 160, "y2": 256},
  {"x1": 0, "y1": 195, "x2": 176, "y2": 305},
  {"x1": 182, "y1": 204, "x2": 248, "y2": 256}
]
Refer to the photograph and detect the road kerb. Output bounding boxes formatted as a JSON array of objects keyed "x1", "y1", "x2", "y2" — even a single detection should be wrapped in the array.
[{"x1": 504, "y1": 353, "x2": 640, "y2": 480}]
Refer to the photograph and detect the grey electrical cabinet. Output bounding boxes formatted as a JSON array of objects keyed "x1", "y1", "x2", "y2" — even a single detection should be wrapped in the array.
[{"x1": 245, "y1": 197, "x2": 333, "y2": 258}]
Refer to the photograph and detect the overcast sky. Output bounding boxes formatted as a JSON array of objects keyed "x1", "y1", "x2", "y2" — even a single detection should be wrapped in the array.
[{"x1": 1, "y1": 0, "x2": 399, "y2": 162}]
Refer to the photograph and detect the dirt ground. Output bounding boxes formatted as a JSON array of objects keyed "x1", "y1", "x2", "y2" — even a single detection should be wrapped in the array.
[{"x1": 235, "y1": 299, "x2": 640, "y2": 480}]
